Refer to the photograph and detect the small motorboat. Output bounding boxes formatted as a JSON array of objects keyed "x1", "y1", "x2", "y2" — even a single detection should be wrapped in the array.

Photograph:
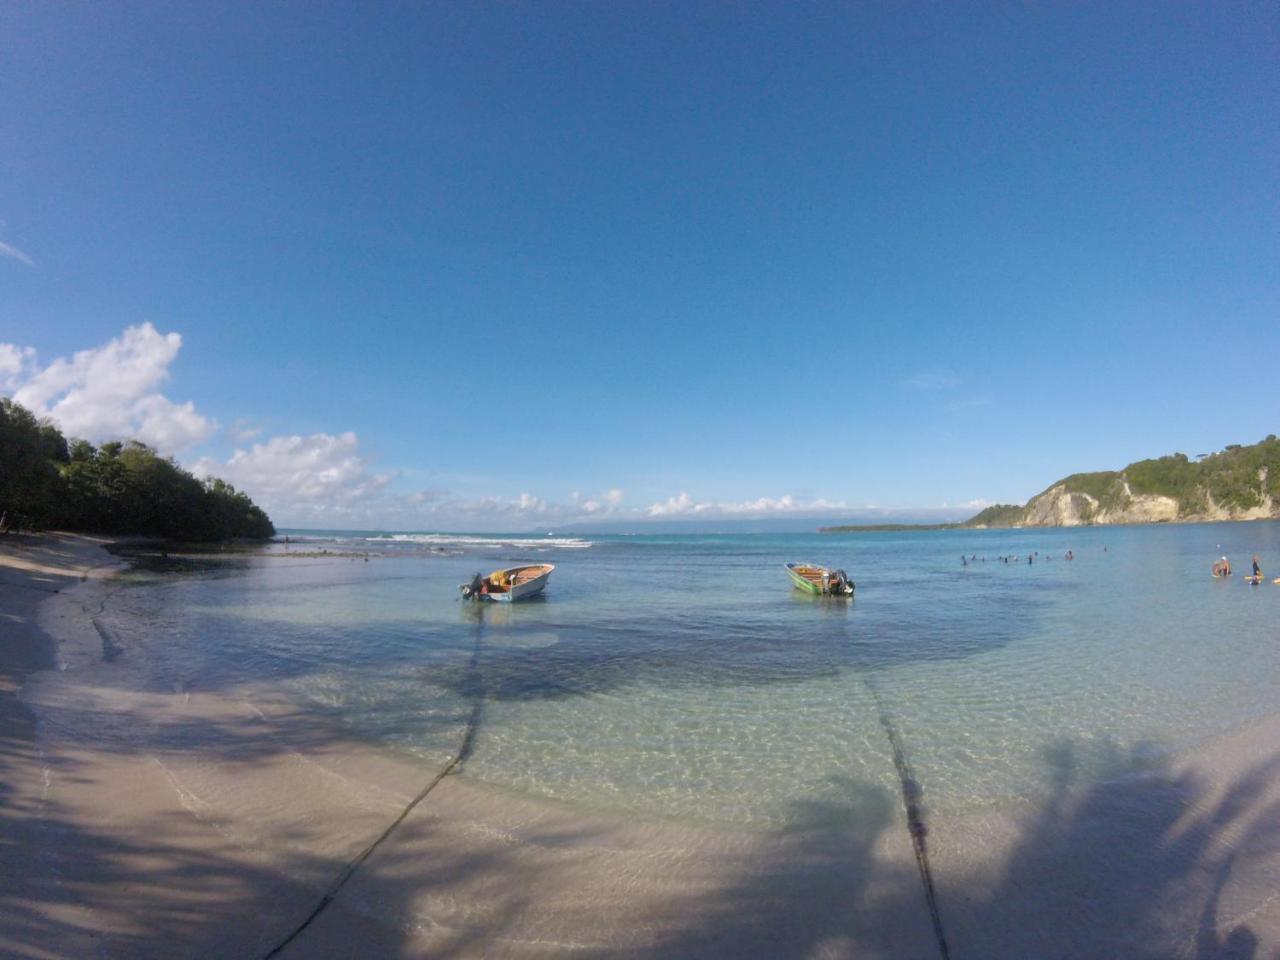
[
  {"x1": 786, "y1": 562, "x2": 855, "y2": 596},
  {"x1": 460, "y1": 564, "x2": 555, "y2": 602}
]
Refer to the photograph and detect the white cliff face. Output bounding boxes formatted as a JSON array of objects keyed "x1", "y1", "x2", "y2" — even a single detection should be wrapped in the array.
[
  {"x1": 1021, "y1": 486, "x2": 1094, "y2": 526},
  {"x1": 1198, "y1": 471, "x2": 1280, "y2": 522},
  {"x1": 1094, "y1": 492, "x2": 1180, "y2": 524},
  {"x1": 1020, "y1": 484, "x2": 1178, "y2": 527}
]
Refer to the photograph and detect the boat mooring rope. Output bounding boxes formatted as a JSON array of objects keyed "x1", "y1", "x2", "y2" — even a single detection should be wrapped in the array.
[
  {"x1": 862, "y1": 676, "x2": 952, "y2": 960},
  {"x1": 258, "y1": 612, "x2": 949, "y2": 959},
  {"x1": 260, "y1": 614, "x2": 487, "y2": 959}
]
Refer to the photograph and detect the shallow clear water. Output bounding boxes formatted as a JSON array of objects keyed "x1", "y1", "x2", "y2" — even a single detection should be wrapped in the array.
[{"x1": 98, "y1": 523, "x2": 1280, "y2": 829}]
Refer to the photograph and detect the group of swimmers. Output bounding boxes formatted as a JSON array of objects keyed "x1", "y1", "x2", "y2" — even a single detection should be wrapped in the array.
[
  {"x1": 961, "y1": 549, "x2": 1266, "y2": 582},
  {"x1": 962, "y1": 549, "x2": 1074, "y2": 566},
  {"x1": 1214, "y1": 554, "x2": 1265, "y2": 582}
]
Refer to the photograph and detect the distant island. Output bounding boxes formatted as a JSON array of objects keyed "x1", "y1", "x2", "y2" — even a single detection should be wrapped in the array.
[{"x1": 0, "y1": 397, "x2": 274, "y2": 541}]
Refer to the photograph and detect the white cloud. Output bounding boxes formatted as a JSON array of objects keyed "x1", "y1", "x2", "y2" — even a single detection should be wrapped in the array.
[
  {"x1": 0, "y1": 240, "x2": 34, "y2": 267},
  {"x1": 649, "y1": 492, "x2": 700, "y2": 516},
  {"x1": 0, "y1": 344, "x2": 36, "y2": 389},
  {"x1": 229, "y1": 419, "x2": 262, "y2": 443},
  {"x1": 517, "y1": 492, "x2": 547, "y2": 513},
  {"x1": 193, "y1": 432, "x2": 392, "y2": 522},
  {"x1": 5, "y1": 322, "x2": 215, "y2": 452},
  {"x1": 646, "y1": 492, "x2": 848, "y2": 518},
  {"x1": 570, "y1": 487, "x2": 625, "y2": 514},
  {"x1": 133, "y1": 395, "x2": 216, "y2": 452},
  {"x1": 356, "y1": 484, "x2": 627, "y2": 529}
]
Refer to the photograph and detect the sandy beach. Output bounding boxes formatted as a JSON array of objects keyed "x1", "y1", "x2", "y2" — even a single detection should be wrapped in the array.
[{"x1": 3, "y1": 534, "x2": 1279, "y2": 959}]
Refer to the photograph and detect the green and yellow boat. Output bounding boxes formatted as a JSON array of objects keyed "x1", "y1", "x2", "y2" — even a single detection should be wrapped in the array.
[{"x1": 785, "y1": 563, "x2": 855, "y2": 596}]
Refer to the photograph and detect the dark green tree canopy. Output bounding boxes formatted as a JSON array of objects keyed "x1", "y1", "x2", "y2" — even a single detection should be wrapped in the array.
[{"x1": 0, "y1": 398, "x2": 274, "y2": 540}]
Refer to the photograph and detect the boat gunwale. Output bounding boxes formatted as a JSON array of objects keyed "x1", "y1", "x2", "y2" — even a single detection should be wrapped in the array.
[
  {"x1": 785, "y1": 562, "x2": 853, "y2": 596},
  {"x1": 462, "y1": 563, "x2": 555, "y2": 601}
]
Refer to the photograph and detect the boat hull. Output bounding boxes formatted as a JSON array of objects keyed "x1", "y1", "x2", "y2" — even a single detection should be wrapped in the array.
[
  {"x1": 493, "y1": 570, "x2": 551, "y2": 602},
  {"x1": 787, "y1": 564, "x2": 823, "y2": 594},
  {"x1": 462, "y1": 564, "x2": 555, "y2": 602},
  {"x1": 785, "y1": 563, "x2": 853, "y2": 596}
]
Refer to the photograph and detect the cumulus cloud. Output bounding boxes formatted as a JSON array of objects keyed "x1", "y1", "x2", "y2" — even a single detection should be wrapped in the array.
[
  {"x1": 0, "y1": 344, "x2": 36, "y2": 389},
  {"x1": 4, "y1": 323, "x2": 215, "y2": 452},
  {"x1": 449, "y1": 489, "x2": 610, "y2": 522},
  {"x1": 649, "y1": 492, "x2": 699, "y2": 516},
  {"x1": 647, "y1": 492, "x2": 848, "y2": 518},
  {"x1": 0, "y1": 240, "x2": 34, "y2": 267},
  {"x1": 229, "y1": 419, "x2": 262, "y2": 443},
  {"x1": 193, "y1": 432, "x2": 392, "y2": 522},
  {"x1": 569, "y1": 487, "x2": 625, "y2": 514}
]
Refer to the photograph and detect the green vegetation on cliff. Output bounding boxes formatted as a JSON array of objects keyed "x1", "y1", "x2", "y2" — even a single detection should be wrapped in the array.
[
  {"x1": 966, "y1": 435, "x2": 1280, "y2": 526},
  {"x1": 964, "y1": 504, "x2": 1027, "y2": 527},
  {"x1": 0, "y1": 397, "x2": 274, "y2": 540}
]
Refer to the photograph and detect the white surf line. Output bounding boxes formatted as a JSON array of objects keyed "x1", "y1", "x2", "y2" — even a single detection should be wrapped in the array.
[{"x1": 259, "y1": 614, "x2": 489, "y2": 959}]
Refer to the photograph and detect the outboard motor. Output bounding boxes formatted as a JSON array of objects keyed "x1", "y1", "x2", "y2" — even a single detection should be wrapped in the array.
[
  {"x1": 461, "y1": 573, "x2": 484, "y2": 600},
  {"x1": 831, "y1": 569, "x2": 854, "y2": 595}
]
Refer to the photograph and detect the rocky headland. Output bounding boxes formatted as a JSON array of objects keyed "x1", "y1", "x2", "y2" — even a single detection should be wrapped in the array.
[{"x1": 967, "y1": 435, "x2": 1280, "y2": 529}]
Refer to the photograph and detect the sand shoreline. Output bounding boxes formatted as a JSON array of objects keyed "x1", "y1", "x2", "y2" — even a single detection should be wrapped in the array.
[{"x1": 3, "y1": 533, "x2": 1279, "y2": 958}]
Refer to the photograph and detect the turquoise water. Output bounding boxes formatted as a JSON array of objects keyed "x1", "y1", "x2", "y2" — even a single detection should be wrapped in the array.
[{"x1": 100, "y1": 523, "x2": 1280, "y2": 829}]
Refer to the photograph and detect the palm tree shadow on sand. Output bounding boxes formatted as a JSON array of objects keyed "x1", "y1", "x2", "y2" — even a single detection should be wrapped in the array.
[
  {"x1": 5, "y1": 709, "x2": 1280, "y2": 959},
  {"x1": 579, "y1": 740, "x2": 1280, "y2": 960}
]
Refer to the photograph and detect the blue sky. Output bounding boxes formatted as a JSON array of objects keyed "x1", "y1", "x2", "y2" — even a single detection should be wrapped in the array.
[{"x1": 2, "y1": 2, "x2": 1277, "y2": 529}]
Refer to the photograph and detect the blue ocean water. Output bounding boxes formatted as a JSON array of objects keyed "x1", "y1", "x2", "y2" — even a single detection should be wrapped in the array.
[{"x1": 99, "y1": 523, "x2": 1280, "y2": 829}]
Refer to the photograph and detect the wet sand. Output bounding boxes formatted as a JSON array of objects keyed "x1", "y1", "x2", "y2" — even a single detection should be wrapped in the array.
[{"x1": 2, "y1": 533, "x2": 1278, "y2": 958}]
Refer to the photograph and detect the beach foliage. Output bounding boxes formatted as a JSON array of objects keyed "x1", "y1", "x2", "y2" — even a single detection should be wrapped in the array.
[
  {"x1": 0, "y1": 399, "x2": 273, "y2": 539},
  {"x1": 964, "y1": 504, "x2": 1026, "y2": 527},
  {"x1": 0, "y1": 398, "x2": 68, "y2": 530},
  {"x1": 1055, "y1": 471, "x2": 1124, "y2": 509}
]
